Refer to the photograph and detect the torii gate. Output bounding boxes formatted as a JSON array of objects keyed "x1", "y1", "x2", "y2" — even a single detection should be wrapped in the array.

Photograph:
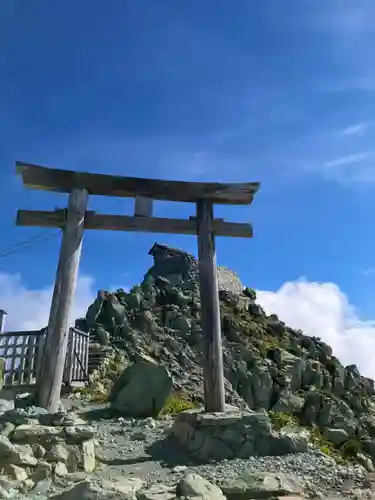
[{"x1": 15, "y1": 161, "x2": 260, "y2": 413}]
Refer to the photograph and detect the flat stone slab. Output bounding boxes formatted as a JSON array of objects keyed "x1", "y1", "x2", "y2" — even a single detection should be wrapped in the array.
[
  {"x1": 170, "y1": 409, "x2": 308, "y2": 463},
  {"x1": 221, "y1": 472, "x2": 303, "y2": 500}
]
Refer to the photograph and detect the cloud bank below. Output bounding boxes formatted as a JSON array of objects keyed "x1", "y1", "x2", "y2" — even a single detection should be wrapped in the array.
[{"x1": 0, "y1": 272, "x2": 374, "y2": 380}]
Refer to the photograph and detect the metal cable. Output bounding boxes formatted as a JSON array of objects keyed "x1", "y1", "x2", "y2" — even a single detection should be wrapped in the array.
[{"x1": 0, "y1": 231, "x2": 60, "y2": 259}]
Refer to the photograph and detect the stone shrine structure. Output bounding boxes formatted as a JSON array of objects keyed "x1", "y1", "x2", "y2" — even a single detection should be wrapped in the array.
[{"x1": 146, "y1": 242, "x2": 244, "y2": 294}]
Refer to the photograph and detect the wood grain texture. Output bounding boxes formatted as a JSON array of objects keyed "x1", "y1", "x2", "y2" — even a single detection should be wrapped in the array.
[
  {"x1": 36, "y1": 188, "x2": 88, "y2": 412},
  {"x1": 134, "y1": 197, "x2": 153, "y2": 217},
  {"x1": 16, "y1": 162, "x2": 260, "y2": 205},
  {"x1": 196, "y1": 199, "x2": 225, "y2": 412},
  {"x1": 16, "y1": 210, "x2": 254, "y2": 238}
]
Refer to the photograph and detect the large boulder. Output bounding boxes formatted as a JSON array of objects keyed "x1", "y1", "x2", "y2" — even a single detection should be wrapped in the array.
[{"x1": 110, "y1": 355, "x2": 173, "y2": 417}]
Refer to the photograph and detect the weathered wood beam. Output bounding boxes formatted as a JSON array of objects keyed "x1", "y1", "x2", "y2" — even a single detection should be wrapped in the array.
[
  {"x1": 36, "y1": 188, "x2": 88, "y2": 412},
  {"x1": 189, "y1": 216, "x2": 225, "y2": 222},
  {"x1": 196, "y1": 199, "x2": 225, "y2": 412},
  {"x1": 16, "y1": 162, "x2": 260, "y2": 205},
  {"x1": 134, "y1": 196, "x2": 153, "y2": 217},
  {"x1": 16, "y1": 210, "x2": 254, "y2": 238}
]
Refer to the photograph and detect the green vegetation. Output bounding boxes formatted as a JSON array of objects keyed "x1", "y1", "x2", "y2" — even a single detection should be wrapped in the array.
[
  {"x1": 269, "y1": 410, "x2": 299, "y2": 430},
  {"x1": 340, "y1": 439, "x2": 361, "y2": 459},
  {"x1": 243, "y1": 287, "x2": 257, "y2": 301},
  {"x1": 268, "y1": 411, "x2": 361, "y2": 462},
  {"x1": 158, "y1": 393, "x2": 200, "y2": 416}
]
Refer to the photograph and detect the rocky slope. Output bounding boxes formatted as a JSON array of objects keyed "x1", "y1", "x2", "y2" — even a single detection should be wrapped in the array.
[
  {"x1": 2, "y1": 243, "x2": 375, "y2": 498},
  {"x1": 80, "y1": 243, "x2": 375, "y2": 471}
]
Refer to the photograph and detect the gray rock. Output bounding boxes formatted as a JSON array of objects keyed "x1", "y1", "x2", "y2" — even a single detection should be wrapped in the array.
[
  {"x1": 303, "y1": 360, "x2": 324, "y2": 389},
  {"x1": 244, "y1": 363, "x2": 273, "y2": 410},
  {"x1": 4, "y1": 463, "x2": 28, "y2": 481},
  {"x1": 271, "y1": 390, "x2": 304, "y2": 413},
  {"x1": 0, "y1": 486, "x2": 10, "y2": 499},
  {"x1": 110, "y1": 355, "x2": 173, "y2": 417},
  {"x1": 221, "y1": 472, "x2": 302, "y2": 499},
  {"x1": 81, "y1": 439, "x2": 96, "y2": 473},
  {"x1": 0, "y1": 400, "x2": 14, "y2": 415},
  {"x1": 137, "y1": 483, "x2": 176, "y2": 500},
  {"x1": 323, "y1": 428, "x2": 349, "y2": 445},
  {"x1": 168, "y1": 315, "x2": 191, "y2": 333},
  {"x1": 0, "y1": 422, "x2": 15, "y2": 438},
  {"x1": 32, "y1": 443, "x2": 46, "y2": 459},
  {"x1": 12, "y1": 424, "x2": 64, "y2": 443},
  {"x1": 177, "y1": 473, "x2": 225, "y2": 500},
  {"x1": 356, "y1": 453, "x2": 375, "y2": 472},
  {"x1": 171, "y1": 409, "x2": 308, "y2": 462},
  {"x1": 31, "y1": 461, "x2": 52, "y2": 482},
  {"x1": 131, "y1": 431, "x2": 147, "y2": 441},
  {"x1": 302, "y1": 391, "x2": 356, "y2": 437},
  {"x1": 45, "y1": 443, "x2": 70, "y2": 463},
  {"x1": 95, "y1": 327, "x2": 111, "y2": 346},
  {"x1": 64, "y1": 425, "x2": 95, "y2": 441},
  {"x1": 0, "y1": 435, "x2": 37, "y2": 466},
  {"x1": 48, "y1": 477, "x2": 144, "y2": 500},
  {"x1": 54, "y1": 461, "x2": 68, "y2": 476},
  {"x1": 146, "y1": 243, "x2": 244, "y2": 294},
  {"x1": 124, "y1": 288, "x2": 143, "y2": 310}
]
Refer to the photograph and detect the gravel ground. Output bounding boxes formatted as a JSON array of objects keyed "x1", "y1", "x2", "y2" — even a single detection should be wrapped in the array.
[
  {"x1": 74, "y1": 403, "x2": 369, "y2": 499},
  {"x1": 9, "y1": 399, "x2": 373, "y2": 499}
]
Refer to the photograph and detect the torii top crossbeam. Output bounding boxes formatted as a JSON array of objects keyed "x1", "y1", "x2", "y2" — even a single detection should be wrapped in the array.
[{"x1": 16, "y1": 162, "x2": 260, "y2": 205}]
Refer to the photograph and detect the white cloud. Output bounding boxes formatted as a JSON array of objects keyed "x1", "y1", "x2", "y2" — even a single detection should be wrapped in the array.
[
  {"x1": 305, "y1": 2, "x2": 375, "y2": 93},
  {"x1": 320, "y1": 151, "x2": 375, "y2": 185},
  {"x1": 257, "y1": 278, "x2": 375, "y2": 381},
  {"x1": 0, "y1": 273, "x2": 96, "y2": 332},
  {"x1": 0, "y1": 271, "x2": 374, "y2": 382},
  {"x1": 324, "y1": 152, "x2": 369, "y2": 169},
  {"x1": 363, "y1": 267, "x2": 375, "y2": 276},
  {"x1": 340, "y1": 123, "x2": 367, "y2": 136}
]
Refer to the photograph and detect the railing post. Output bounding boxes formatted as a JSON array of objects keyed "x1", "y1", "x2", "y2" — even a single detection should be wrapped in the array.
[{"x1": 0, "y1": 310, "x2": 7, "y2": 334}]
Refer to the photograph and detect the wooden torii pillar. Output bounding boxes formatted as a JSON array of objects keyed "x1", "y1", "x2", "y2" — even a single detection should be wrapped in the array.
[{"x1": 15, "y1": 162, "x2": 260, "y2": 413}]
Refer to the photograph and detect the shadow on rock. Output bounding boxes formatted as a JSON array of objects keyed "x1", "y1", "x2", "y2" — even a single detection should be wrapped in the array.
[{"x1": 145, "y1": 435, "x2": 195, "y2": 467}]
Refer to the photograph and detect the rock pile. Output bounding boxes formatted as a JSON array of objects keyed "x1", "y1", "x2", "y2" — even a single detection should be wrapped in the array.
[
  {"x1": 0, "y1": 397, "x2": 97, "y2": 498},
  {"x1": 171, "y1": 406, "x2": 308, "y2": 462}
]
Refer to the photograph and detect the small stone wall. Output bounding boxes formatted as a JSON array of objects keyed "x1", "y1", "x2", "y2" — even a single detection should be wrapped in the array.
[{"x1": 170, "y1": 408, "x2": 308, "y2": 463}]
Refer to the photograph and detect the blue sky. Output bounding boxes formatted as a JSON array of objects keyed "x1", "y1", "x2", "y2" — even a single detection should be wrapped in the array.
[{"x1": 1, "y1": 0, "x2": 375, "y2": 361}]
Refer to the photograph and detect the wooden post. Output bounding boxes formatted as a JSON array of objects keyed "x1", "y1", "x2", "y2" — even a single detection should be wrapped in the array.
[
  {"x1": 36, "y1": 187, "x2": 88, "y2": 412},
  {"x1": 134, "y1": 196, "x2": 153, "y2": 217},
  {"x1": 0, "y1": 310, "x2": 7, "y2": 334},
  {"x1": 196, "y1": 199, "x2": 225, "y2": 412}
]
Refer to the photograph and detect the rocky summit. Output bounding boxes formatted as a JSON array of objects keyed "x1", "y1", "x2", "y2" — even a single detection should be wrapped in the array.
[{"x1": 2, "y1": 242, "x2": 375, "y2": 498}]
